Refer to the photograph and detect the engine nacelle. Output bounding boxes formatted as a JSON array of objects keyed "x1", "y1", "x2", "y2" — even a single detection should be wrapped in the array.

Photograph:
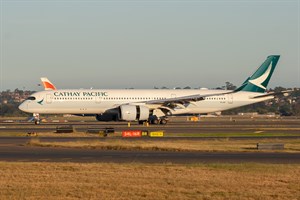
[
  {"x1": 119, "y1": 105, "x2": 149, "y2": 121},
  {"x1": 96, "y1": 113, "x2": 119, "y2": 121}
]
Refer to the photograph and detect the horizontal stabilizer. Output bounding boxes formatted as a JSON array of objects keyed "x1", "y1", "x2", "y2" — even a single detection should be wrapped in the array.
[{"x1": 250, "y1": 90, "x2": 293, "y2": 99}]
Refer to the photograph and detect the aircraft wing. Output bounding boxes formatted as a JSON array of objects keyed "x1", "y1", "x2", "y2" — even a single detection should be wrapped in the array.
[{"x1": 144, "y1": 91, "x2": 233, "y2": 105}]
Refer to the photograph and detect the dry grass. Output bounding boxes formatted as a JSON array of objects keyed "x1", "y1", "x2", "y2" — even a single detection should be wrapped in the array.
[
  {"x1": 0, "y1": 162, "x2": 299, "y2": 200},
  {"x1": 27, "y1": 138, "x2": 300, "y2": 152}
]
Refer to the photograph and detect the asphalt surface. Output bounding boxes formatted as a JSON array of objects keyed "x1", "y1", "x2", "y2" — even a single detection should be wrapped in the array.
[
  {"x1": 0, "y1": 144, "x2": 299, "y2": 164},
  {"x1": 0, "y1": 136, "x2": 299, "y2": 164},
  {"x1": 0, "y1": 117, "x2": 300, "y2": 163},
  {"x1": 1, "y1": 117, "x2": 300, "y2": 134},
  {"x1": 2, "y1": 118, "x2": 300, "y2": 139}
]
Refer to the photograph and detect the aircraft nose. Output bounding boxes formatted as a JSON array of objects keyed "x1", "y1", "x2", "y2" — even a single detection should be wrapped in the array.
[{"x1": 18, "y1": 102, "x2": 28, "y2": 112}]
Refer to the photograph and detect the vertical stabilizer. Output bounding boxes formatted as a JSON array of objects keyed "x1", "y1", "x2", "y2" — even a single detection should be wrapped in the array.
[
  {"x1": 235, "y1": 55, "x2": 280, "y2": 93},
  {"x1": 40, "y1": 77, "x2": 57, "y2": 90}
]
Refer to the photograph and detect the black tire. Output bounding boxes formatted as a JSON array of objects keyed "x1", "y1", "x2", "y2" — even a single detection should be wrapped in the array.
[
  {"x1": 34, "y1": 120, "x2": 40, "y2": 125},
  {"x1": 160, "y1": 119, "x2": 167, "y2": 125},
  {"x1": 152, "y1": 119, "x2": 159, "y2": 124}
]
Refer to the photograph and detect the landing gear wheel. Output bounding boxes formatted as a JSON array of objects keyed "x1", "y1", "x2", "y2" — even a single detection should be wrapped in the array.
[
  {"x1": 160, "y1": 119, "x2": 167, "y2": 125},
  {"x1": 151, "y1": 119, "x2": 159, "y2": 124},
  {"x1": 33, "y1": 113, "x2": 40, "y2": 125}
]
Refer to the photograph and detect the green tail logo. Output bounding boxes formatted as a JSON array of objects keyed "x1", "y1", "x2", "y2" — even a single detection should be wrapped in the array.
[{"x1": 235, "y1": 55, "x2": 280, "y2": 93}]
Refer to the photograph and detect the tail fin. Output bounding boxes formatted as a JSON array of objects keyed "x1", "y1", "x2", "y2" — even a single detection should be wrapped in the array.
[
  {"x1": 40, "y1": 77, "x2": 57, "y2": 90},
  {"x1": 235, "y1": 55, "x2": 280, "y2": 93}
]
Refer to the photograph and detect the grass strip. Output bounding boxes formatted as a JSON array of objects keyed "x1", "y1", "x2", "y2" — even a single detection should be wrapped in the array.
[
  {"x1": 27, "y1": 138, "x2": 300, "y2": 152},
  {"x1": 170, "y1": 132, "x2": 300, "y2": 137},
  {"x1": 0, "y1": 162, "x2": 299, "y2": 200}
]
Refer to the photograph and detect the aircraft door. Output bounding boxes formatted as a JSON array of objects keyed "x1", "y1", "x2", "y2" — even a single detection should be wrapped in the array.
[
  {"x1": 227, "y1": 94, "x2": 233, "y2": 104},
  {"x1": 46, "y1": 94, "x2": 52, "y2": 104},
  {"x1": 95, "y1": 96, "x2": 103, "y2": 104}
]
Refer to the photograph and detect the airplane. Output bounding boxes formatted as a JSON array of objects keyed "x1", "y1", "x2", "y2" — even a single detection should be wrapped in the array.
[{"x1": 19, "y1": 55, "x2": 289, "y2": 125}]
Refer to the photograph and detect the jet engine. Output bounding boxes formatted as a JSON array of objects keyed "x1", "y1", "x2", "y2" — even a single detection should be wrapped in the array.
[
  {"x1": 96, "y1": 113, "x2": 119, "y2": 121},
  {"x1": 119, "y1": 105, "x2": 149, "y2": 121},
  {"x1": 95, "y1": 105, "x2": 150, "y2": 122}
]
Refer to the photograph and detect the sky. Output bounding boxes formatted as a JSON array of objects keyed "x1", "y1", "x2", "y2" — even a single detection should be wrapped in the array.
[{"x1": 1, "y1": 0, "x2": 299, "y2": 91}]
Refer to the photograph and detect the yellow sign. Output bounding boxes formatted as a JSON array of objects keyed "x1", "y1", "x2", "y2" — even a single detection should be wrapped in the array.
[{"x1": 149, "y1": 131, "x2": 164, "y2": 137}]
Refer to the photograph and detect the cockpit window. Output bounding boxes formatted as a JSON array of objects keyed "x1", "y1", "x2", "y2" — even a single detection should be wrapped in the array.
[{"x1": 27, "y1": 96, "x2": 36, "y2": 100}]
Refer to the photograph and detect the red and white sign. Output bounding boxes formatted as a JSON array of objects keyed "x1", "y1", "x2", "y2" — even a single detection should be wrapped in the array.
[{"x1": 122, "y1": 130, "x2": 142, "y2": 137}]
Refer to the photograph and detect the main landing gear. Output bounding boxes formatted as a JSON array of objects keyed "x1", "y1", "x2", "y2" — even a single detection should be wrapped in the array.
[
  {"x1": 139, "y1": 117, "x2": 168, "y2": 125},
  {"x1": 150, "y1": 118, "x2": 168, "y2": 125}
]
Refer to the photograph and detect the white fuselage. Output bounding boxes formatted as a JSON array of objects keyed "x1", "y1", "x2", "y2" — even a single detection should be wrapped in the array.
[{"x1": 19, "y1": 89, "x2": 273, "y2": 115}]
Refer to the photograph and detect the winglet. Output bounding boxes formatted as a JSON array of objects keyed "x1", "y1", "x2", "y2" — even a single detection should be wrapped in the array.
[
  {"x1": 40, "y1": 77, "x2": 56, "y2": 90},
  {"x1": 235, "y1": 55, "x2": 280, "y2": 93}
]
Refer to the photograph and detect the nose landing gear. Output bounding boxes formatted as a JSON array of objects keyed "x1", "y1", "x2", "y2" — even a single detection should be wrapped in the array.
[{"x1": 33, "y1": 113, "x2": 41, "y2": 125}]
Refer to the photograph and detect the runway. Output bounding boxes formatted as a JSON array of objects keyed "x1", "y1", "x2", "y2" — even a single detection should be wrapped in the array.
[
  {"x1": 1, "y1": 116, "x2": 300, "y2": 135},
  {"x1": 0, "y1": 136, "x2": 299, "y2": 164},
  {"x1": 0, "y1": 144, "x2": 300, "y2": 164},
  {"x1": 0, "y1": 117, "x2": 300, "y2": 164}
]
